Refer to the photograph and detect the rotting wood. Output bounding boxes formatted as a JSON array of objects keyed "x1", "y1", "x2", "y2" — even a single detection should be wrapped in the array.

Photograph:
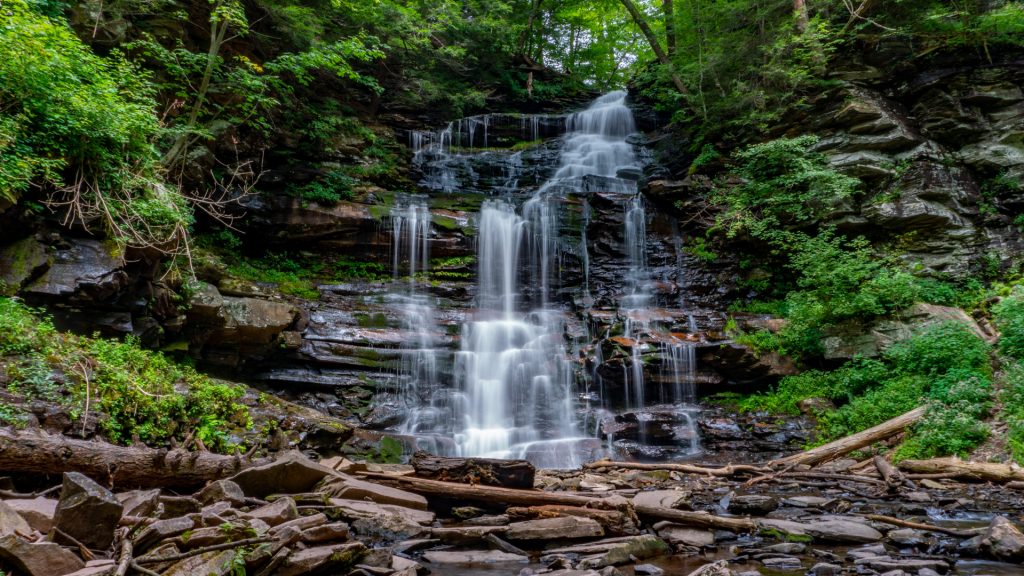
[
  {"x1": 0, "y1": 428, "x2": 266, "y2": 489},
  {"x1": 873, "y1": 456, "x2": 910, "y2": 490},
  {"x1": 770, "y1": 407, "x2": 926, "y2": 468},
  {"x1": 410, "y1": 451, "x2": 535, "y2": 488},
  {"x1": 897, "y1": 457, "x2": 1024, "y2": 483}
]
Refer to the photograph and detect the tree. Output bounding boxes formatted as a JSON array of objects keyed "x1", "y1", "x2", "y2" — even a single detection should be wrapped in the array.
[{"x1": 617, "y1": 0, "x2": 692, "y2": 97}]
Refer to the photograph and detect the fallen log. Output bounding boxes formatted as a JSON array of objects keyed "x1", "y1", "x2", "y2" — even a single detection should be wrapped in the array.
[
  {"x1": 770, "y1": 407, "x2": 926, "y2": 468},
  {"x1": 410, "y1": 451, "x2": 535, "y2": 488},
  {"x1": 897, "y1": 457, "x2": 1024, "y2": 483},
  {"x1": 862, "y1": 514, "x2": 979, "y2": 537},
  {"x1": 873, "y1": 456, "x2": 909, "y2": 490},
  {"x1": 584, "y1": 459, "x2": 768, "y2": 476},
  {"x1": 0, "y1": 428, "x2": 266, "y2": 489},
  {"x1": 634, "y1": 504, "x2": 757, "y2": 532},
  {"x1": 358, "y1": 472, "x2": 604, "y2": 507}
]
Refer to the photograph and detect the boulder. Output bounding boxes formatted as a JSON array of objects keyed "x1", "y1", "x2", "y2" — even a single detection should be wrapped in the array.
[
  {"x1": 654, "y1": 523, "x2": 715, "y2": 548},
  {"x1": 321, "y1": 476, "x2": 427, "y2": 510},
  {"x1": 327, "y1": 498, "x2": 435, "y2": 526},
  {"x1": 51, "y1": 472, "x2": 123, "y2": 550},
  {"x1": 229, "y1": 451, "x2": 337, "y2": 497},
  {"x1": 162, "y1": 550, "x2": 236, "y2": 576},
  {"x1": 969, "y1": 515, "x2": 1024, "y2": 561},
  {"x1": 506, "y1": 516, "x2": 604, "y2": 540},
  {"x1": 0, "y1": 534, "x2": 85, "y2": 576},
  {"x1": 24, "y1": 239, "x2": 126, "y2": 300},
  {"x1": 0, "y1": 501, "x2": 32, "y2": 536},
  {"x1": 548, "y1": 535, "x2": 670, "y2": 569},
  {"x1": 133, "y1": 515, "x2": 197, "y2": 552},
  {"x1": 727, "y1": 494, "x2": 778, "y2": 515},
  {"x1": 117, "y1": 489, "x2": 161, "y2": 518},
  {"x1": 197, "y1": 479, "x2": 246, "y2": 507},
  {"x1": 632, "y1": 490, "x2": 689, "y2": 510},
  {"x1": 4, "y1": 498, "x2": 55, "y2": 533},
  {"x1": 276, "y1": 541, "x2": 367, "y2": 576},
  {"x1": 0, "y1": 236, "x2": 49, "y2": 296},
  {"x1": 245, "y1": 497, "x2": 298, "y2": 526},
  {"x1": 301, "y1": 522, "x2": 350, "y2": 543},
  {"x1": 804, "y1": 519, "x2": 884, "y2": 543}
]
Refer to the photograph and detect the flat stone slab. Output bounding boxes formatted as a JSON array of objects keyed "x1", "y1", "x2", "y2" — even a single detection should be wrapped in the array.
[
  {"x1": 632, "y1": 490, "x2": 690, "y2": 510},
  {"x1": 0, "y1": 534, "x2": 85, "y2": 576},
  {"x1": 325, "y1": 477, "x2": 428, "y2": 510},
  {"x1": 229, "y1": 451, "x2": 336, "y2": 498},
  {"x1": 506, "y1": 516, "x2": 604, "y2": 540},
  {"x1": 423, "y1": 550, "x2": 528, "y2": 564}
]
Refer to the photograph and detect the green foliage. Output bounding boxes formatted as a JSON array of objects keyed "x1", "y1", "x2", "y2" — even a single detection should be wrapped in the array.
[
  {"x1": 684, "y1": 236, "x2": 718, "y2": 263},
  {"x1": 884, "y1": 321, "x2": 991, "y2": 377},
  {"x1": 745, "y1": 321, "x2": 994, "y2": 457},
  {"x1": 0, "y1": 0, "x2": 190, "y2": 247},
  {"x1": 1001, "y1": 362, "x2": 1024, "y2": 464},
  {"x1": 993, "y1": 290, "x2": 1024, "y2": 359},
  {"x1": 287, "y1": 171, "x2": 357, "y2": 205},
  {"x1": 819, "y1": 375, "x2": 928, "y2": 441},
  {"x1": 0, "y1": 297, "x2": 249, "y2": 451},
  {"x1": 713, "y1": 136, "x2": 860, "y2": 240}
]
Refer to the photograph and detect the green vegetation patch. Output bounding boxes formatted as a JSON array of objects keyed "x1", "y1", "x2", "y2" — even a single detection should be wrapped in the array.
[{"x1": 0, "y1": 297, "x2": 249, "y2": 451}]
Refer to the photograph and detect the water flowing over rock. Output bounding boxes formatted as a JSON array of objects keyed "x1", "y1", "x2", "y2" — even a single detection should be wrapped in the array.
[{"x1": 367, "y1": 91, "x2": 713, "y2": 466}]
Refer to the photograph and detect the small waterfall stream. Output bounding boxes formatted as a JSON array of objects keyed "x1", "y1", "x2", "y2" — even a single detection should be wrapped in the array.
[{"x1": 388, "y1": 91, "x2": 702, "y2": 466}]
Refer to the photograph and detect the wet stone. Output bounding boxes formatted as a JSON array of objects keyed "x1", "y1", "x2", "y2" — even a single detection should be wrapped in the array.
[
  {"x1": 52, "y1": 471, "x2": 123, "y2": 550},
  {"x1": 728, "y1": 494, "x2": 778, "y2": 515},
  {"x1": 888, "y1": 528, "x2": 927, "y2": 547},
  {"x1": 761, "y1": 556, "x2": 802, "y2": 569},
  {"x1": 810, "y1": 562, "x2": 841, "y2": 576}
]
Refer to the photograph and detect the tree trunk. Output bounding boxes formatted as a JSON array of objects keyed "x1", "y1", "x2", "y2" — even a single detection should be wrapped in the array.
[
  {"x1": 769, "y1": 407, "x2": 926, "y2": 468},
  {"x1": 0, "y1": 429, "x2": 264, "y2": 489},
  {"x1": 410, "y1": 451, "x2": 535, "y2": 488},
  {"x1": 634, "y1": 505, "x2": 757, "y2": 532},
  {"x1": 794, "y1": 0, "x2": 809, "y2": 33},
  {"x1": 358, "y1": 472, "x2": 604, "y2": 507},
  {"x1": 585, "y1": 460, "x2": 768, "y2": 476},
  {"x1": 897, "y1": 457, "x2": 1024, "y2": 483},
  {"x1": 662, "y1": 0, "x2": 676, "y2": 57},
  {"x1": 518, "y1": 0, "x2": 544, "y2": 56},
  {"x1": 617, "y1": 0, "x2": 691, "y2": 97}
]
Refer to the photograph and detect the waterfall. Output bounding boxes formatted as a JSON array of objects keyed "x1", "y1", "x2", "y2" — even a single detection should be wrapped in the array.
[
  {"x1": 389, "y1": 196, "x2": 452, "y2": 453},
  {"x1": 391, "y1": 91, "x2": 702, "y2": 466}
]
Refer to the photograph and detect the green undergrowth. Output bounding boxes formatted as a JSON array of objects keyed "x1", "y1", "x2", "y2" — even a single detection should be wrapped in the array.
[
  {"x1": 742, "y1": 321, "x2": 995, "y2": 461},
  {"x1": 0, "y1": 297, "x2": 249, "y2": 451},
  {"x1": 196, "y1": 232, "x2": 389, "y2": 298}
]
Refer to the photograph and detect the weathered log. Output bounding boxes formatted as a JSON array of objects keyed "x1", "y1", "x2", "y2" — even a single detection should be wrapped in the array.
[
  {"x1": 0, "y1": 428, "x2": 266, "y2": 489},
  {"x1": 358, "y1": 472, "x2": 604, "y2": 507},
  {"x1": 873, "y1": 456, "x2": 908, "y2": 490},
  {"x1": 770, "y1": 407, "x2": 926, "y2": 468},
  {"x1": 634, "y1": 505, "x2": 757, "y2": 532},
  {"x1": 897, "y1": 457, "x2": 1024, "y2": 483},
  {"x1": 584, "y1": 459, "x2": 768, "y2": 476},
  {"x1": 410, "y1": 451, "x2": 535, "y2": 488},
  {"x1": 862, "y1": 514, "x2": 978, "y2": 537}
]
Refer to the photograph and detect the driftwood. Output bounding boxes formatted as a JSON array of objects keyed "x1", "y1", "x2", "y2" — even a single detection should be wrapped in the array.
[
  {"x1": 862, "y1": 514, "x2": 978, "y2": 537},
  {"x1": 584, "y1": 459, "x2": 768, "y2": 477},
  {"x1": 897, "y1": 457, "x2": 1024, "y2": 483},
  {"x1": 873, "y1": 456, "x2": 910, "y2": 490},
  {"x1": 358, "y1": 472, "x2": 604, "y2": 507},
  {"x1": 770, "y1": 407, "x2": 926, "y2": 468},
  {"x1": 0, "y1": 428, "x2": 265, "y2": 489},
  {"x1": 633, "y1": 504, "x2": 757, "y2": 532},
  {"x1": 410, "y1": 451, "x2": 535, "y2": 488}
]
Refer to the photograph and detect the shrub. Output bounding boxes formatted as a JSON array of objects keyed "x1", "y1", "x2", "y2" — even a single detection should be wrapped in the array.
[
  {"x1": 818, "y1": 375, "x2": 927, "y2": 441},
  {"x1": 1001, "y1": 362, "x2": 1024, "y2": 464},
  {"x1": 993, "y1": 290, "x2": 1024, "y2": 359},
  {"x1": 896, "y1": 402, "x2": 990, "y2": 460},
  {"x1": 740, "y1": 357, "x2": 887, "y2": 414},
  {"x1": 884, "y1": 321, "x2": 991, "y2": 377}
]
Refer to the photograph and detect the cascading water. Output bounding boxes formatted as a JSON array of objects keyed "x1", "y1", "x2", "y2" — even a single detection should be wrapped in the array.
[
  {"x1": 388, "y1": 196, "x2": 454, "y2": 454},
  {"x1": 390, "y1": 91, "x2": 702, "y2": 465}
]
